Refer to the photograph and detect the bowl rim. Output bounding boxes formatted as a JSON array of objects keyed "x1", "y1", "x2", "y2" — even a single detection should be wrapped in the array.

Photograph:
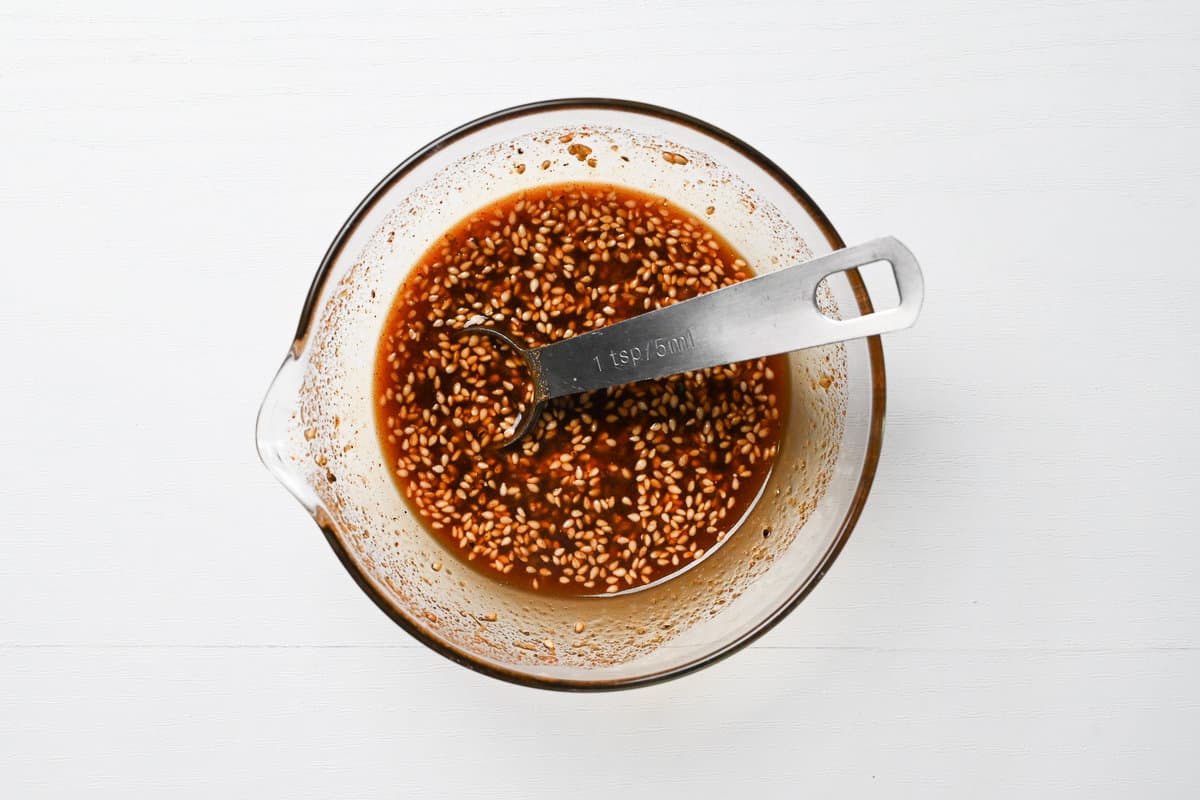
[{"x1": 285, "y1": 97, "x2": 887, "y2": 690}]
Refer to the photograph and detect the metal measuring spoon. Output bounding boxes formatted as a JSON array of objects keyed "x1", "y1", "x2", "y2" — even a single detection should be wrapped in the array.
[{"x1": 465, "y1": 237, "x2": 923, "y2": 446}]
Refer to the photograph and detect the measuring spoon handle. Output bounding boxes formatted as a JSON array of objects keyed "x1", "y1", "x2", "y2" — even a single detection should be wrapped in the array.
[{"x1": 528, "y1": 237, "x2": 923, "y2": 399}]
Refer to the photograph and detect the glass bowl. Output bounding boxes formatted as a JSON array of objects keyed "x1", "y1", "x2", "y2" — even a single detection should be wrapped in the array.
[{"x1": 256, "y1": 99, "x2": 886, "y2": 690}]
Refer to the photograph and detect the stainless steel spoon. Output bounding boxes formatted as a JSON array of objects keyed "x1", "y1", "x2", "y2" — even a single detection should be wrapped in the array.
[{"x1": 465, "y1": 236, "x2": 923, "y2": 445}]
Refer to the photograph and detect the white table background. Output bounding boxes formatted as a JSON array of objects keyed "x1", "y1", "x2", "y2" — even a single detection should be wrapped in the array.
[{"x1": 4, "y1": 0, "x2": 1199, "y2": 796}]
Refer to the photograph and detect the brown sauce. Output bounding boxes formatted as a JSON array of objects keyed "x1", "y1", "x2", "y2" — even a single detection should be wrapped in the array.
[{"x1": 374, "y1": 183, "x2": 788, "y2": 595}]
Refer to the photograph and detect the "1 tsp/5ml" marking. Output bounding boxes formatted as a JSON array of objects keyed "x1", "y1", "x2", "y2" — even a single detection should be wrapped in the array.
[{"x1": 592, "y1": 330, "x2": 696, "y2": 372}]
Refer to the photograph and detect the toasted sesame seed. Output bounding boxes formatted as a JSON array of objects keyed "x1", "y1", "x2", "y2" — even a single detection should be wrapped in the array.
[{"x1": 373, "y1": 183, "x2": 787, "y2": 596}]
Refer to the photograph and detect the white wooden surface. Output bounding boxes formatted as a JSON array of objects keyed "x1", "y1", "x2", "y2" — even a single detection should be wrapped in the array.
[{"x1": 4, "y1": 0, "x2": 1199, "y2": 796}]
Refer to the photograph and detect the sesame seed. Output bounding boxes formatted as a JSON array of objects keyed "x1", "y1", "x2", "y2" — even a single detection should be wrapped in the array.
[{"x1": 373, "y1": 183, "x2": 787, "y2": 596}]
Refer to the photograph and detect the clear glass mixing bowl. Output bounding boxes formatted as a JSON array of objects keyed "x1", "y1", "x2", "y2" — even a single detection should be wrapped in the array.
[{"x1": 256, "y1": 99, "x2": 887, "y2": 690}]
